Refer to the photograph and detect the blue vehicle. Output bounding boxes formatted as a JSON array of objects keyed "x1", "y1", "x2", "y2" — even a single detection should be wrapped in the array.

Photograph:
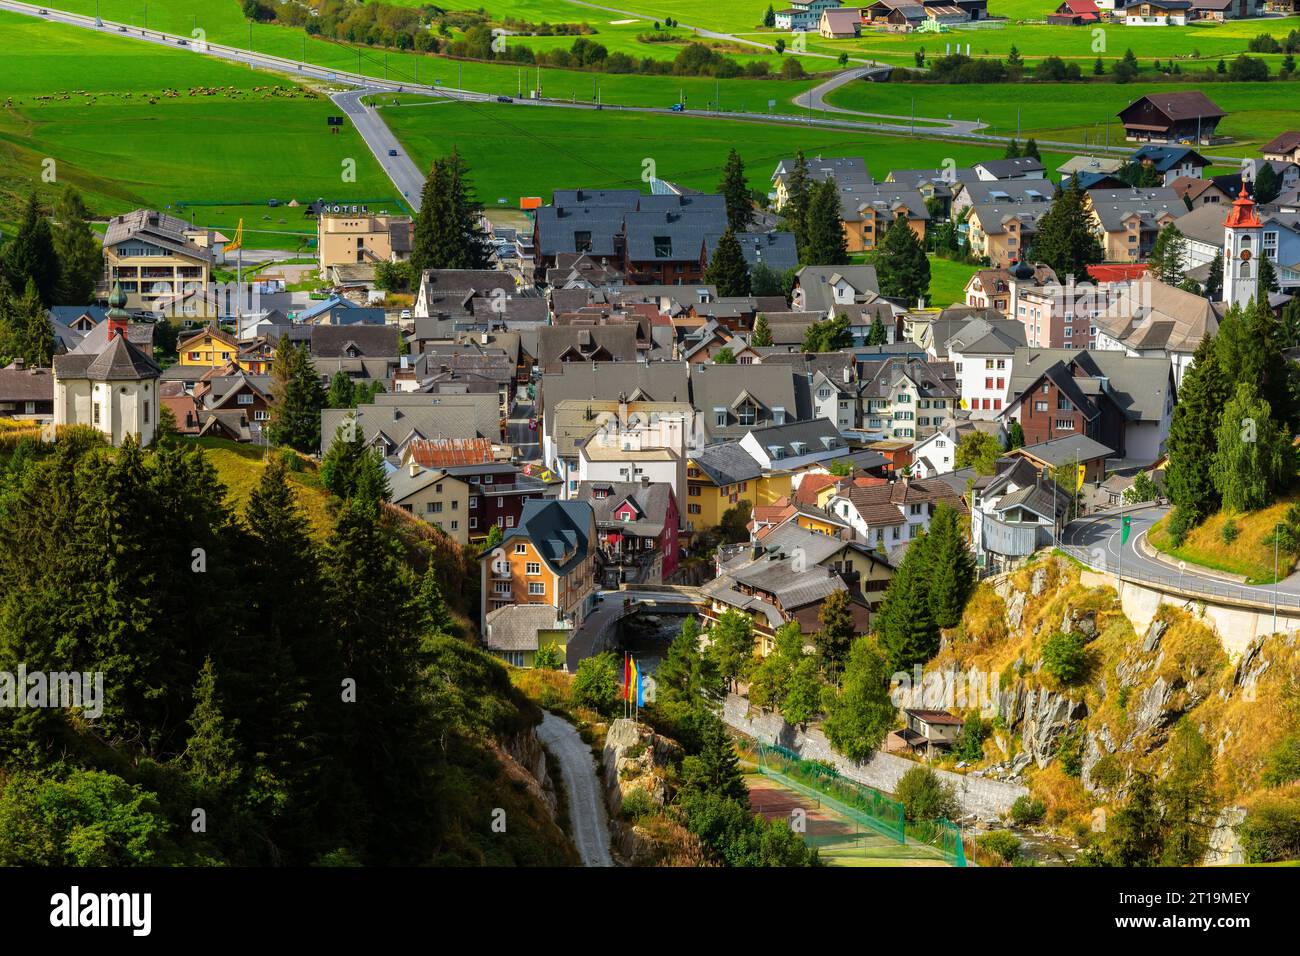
[{"x1": 670, "y1": 103, "x2": 684, "y2": 112}]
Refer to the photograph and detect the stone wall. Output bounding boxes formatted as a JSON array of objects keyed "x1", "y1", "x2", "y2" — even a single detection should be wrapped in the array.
[{"x1": 722, "y1": 694, "x2": 1028, "y2": 820}]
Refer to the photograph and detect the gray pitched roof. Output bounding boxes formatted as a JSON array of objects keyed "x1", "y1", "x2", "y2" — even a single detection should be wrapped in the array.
[
  {"x1": 689, "y1": 363, "x2": 798, "y2": 441},
  {"x1": 575, "y1": 480, "x2": 672, "y2": 536},
  {"x1": 689, "y1": 441, "x2": 763, "y2": 485},
  {"x1": 310, "y1": 324, "x2": 401, "y2": 358},
  {"x1": 55, "y1": 332, "x2": 161, "y2": 382},
  {"x1": 541, "y1": 361, "x2": 690, "y2": 435},
  {"x1": 1014, "y1": 433, "x2": 1115, "y2": 466},
  {"x1": 1007, "y1": 348, "x2": 1173, "y2": 423},
  {"x1": 484, "y1": 604, "x2": 567, "y2": 652},
  {"x1": 501, "y1": 499, "x2": 594, "y2": 575}
]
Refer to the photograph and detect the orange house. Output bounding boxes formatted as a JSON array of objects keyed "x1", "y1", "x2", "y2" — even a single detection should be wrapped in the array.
[{"x1": 481, "y1": 498, "x2": 597, "y2": 628}]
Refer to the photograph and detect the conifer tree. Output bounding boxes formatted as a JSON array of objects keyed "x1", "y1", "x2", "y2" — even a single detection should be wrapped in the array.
[
  {"x1": 926, "y1": 503, "x2": 976, "y2": 628},
  {"x1": 866, "y1": 314, "x2": 888, "y2": 346},
  {"x1": 326, "y1": 369, "x2": 356, "y2": 409},
  {"x1": 679, "y1": 711, "x2": 747, "y2": 802},
  {"x1": 875, "y1": 216, "x2": 930, "y2": 305},
  {"x1": 267, "y1": 338, "x2": 325, "y2": 453},
  {"x1": 781, "y1": 150, "x2": 812, "y2": 253},
  {"x1": 52, "y1": 188, "x2": 101, "y2": 306},
  {"x1": 1146, "y1": 223, "x2": 1186, "y2": 286},
  {"x1": 0, "y1": 279, "x2": 54, "y2": 367},
  {"x1": 0, "y1": 192, "x2": 60, "y2": 306},
  {"x1": 1165, "y1": 336, "x2": 1228, "y2": 530},
  {"x1": 875, "y1": 533, "x2": 938, "y2": 673},
  {"x1": 800, "y1": 179, "x2": 849, "y2": 266},
  {"x1": 1205, "y1": 250, "x2": 1224, "y2": 301},
  {"x1": 186, "y1": 659, "x2": 245, "y2": 799},
  {"x1": 1030, "y1": 177, "x2": 1103, "y2": 280},
  {"x1": 1211, "y1": 381, "x2": 1293, "y2": 513},
  {"x1": 704, "y1": 229, "x2": 751, "y2": 298},
  {"x1": 418, "y1": 565, "x2": 453, "y2": 637},
  {"x1": 718, "y1": 148, "x2": 753, "y2": 232},
  {"x1": 410, "y1": 148, "x2": 489, "y2": 273},
  {"x1": 814, "y1": 588, "x2": 855, "y2": 679},
  {"x1": 751, "y1": 312, "x2": 773, "y2": 347}
]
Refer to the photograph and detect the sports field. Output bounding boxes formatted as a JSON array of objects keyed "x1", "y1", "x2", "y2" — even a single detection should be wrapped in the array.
[
  {"x1": 0, "y1": 10, "x2": 394, "y2": 249},
  {"x1": 747, "y1": 775, "x2": 951, "y2": 866}
]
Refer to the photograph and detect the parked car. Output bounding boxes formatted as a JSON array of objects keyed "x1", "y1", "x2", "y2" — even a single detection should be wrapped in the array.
[
  {"x1": 400, "y1": 309, "x2": 412, "y2": 319},
  {"x1": 671, "y1": 103, "x2": 685, "y2": 112},
  {"x1": 496, "y1": 96, "x2": 513, "y2": 103}
]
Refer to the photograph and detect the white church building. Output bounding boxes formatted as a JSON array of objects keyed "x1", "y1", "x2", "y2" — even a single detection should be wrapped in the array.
[{"x1": 53, "y1": 283, "x2": 162, "y2": 446}]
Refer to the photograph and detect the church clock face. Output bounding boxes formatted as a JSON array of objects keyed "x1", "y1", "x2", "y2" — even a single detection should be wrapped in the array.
[{"x1": 1240, "y1": 249, "x2": 1252, "y2": 261}]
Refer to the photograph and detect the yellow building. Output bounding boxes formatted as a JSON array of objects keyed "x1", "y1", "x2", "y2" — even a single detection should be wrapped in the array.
[
  {"x1": 177, "y1": 325, "x2": 241, "y2": 369},
  {"x1": 316, "y1": 209, "x2": 413, "y2": 278},
  {"x1": 686, "y1": 443, "x2": 791, "y2": 533},
  {"x1": 102, "y1": 210, "x2": 216, "y2": 316}
]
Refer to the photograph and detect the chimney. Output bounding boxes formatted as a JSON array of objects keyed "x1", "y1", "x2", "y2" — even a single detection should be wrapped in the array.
[
  {"x1": 12, "y1": 357, "x2": 23, "y2": 371},
  {"x1": 408, "y1": 459, "x2": 420, "y2": 478}
]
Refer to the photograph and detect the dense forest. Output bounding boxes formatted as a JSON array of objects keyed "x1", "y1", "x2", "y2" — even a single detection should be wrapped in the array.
[{"x1": 0, "y1": 427, "x2": 571, "y2": 866}]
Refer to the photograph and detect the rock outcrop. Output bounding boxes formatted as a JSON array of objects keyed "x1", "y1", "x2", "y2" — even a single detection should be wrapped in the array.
[
  {"x1": 602, "y1": 718, "x2": 683, "y2": 816},
  {"x1": 1022, "y1": 687, "x2": 1087, "y2": 768}
]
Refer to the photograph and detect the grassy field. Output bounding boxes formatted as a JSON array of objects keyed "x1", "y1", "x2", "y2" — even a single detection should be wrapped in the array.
[
  {"x1": 826, "y1": 78, "x2": 1300, "y2": 150},
  {"x1": 378, "y1": 97, "x2": 1072, "y2": 202},
  {"x1": 0, "y1": 10, "x2": 396, "y2": 249},
  {"x1": 1147, "y1": 503, "x2": 1300, "y2": 585},
  {"x1": 927, "y1": 256, "x2": 980, "y2": 307}
]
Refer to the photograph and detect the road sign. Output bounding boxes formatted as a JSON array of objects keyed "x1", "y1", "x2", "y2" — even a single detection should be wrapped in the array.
[
  {"x1": 767, "y1": 98, "x2": 776, "y2": 109},
  {"x1": 327, "y1": 115, "x2": 344, "y2": 126}
]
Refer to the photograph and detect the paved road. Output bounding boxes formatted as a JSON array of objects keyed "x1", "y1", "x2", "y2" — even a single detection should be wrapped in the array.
[
  {"x1": 508, "y1": 397, "x2": 540, "y2": 461},
  {"x1": 794, "y1": 66, "x2": 986, "y2": 135},
  {"x1": 536, "y1": 711, "x2": 613, "y2": 867},
  {"x1": 332, "y1": 88, "x2": 426, "y2": 210},
  {"x1": 1061, "y1": 506, "x2": 1300, "y2": 608}
]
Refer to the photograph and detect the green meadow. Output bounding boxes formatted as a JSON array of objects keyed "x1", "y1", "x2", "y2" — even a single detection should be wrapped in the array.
[
  {"x1": 825, "y1": 78, "x2": 1300, "y2": 150},
  {"x1": 0, "y1": 10, "x2": 394, "y2": 249},
  {"x1": 377, "y1": 96, "x2": 1071, "y2": 202}
]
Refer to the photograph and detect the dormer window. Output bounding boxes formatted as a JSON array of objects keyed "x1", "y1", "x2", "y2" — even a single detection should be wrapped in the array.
[
  {"x1": 653, "y1": 236, "x2": 672, "y2": 258},
  {"x1": 737, "y1": 402, "x2": 757, "y2": 427},
  {"x1": 773, "y1": 406, "x2": 786, "y2": 425}
]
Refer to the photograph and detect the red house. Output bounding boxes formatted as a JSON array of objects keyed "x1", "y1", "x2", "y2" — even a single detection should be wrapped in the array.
[{"x1": 576, "y1": 479, "x2": 680, "y2": 585}]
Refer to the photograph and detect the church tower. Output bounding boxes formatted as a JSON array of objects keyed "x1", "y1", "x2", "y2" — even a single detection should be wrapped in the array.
[{"x1": 1222, "y1": 192, "x2": 1263, "y2": 311}]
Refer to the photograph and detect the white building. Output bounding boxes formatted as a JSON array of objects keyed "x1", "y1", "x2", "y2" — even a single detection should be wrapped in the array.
[
  {"x1": 946, "y1": 317, "x2": 1022, "y2": 417},
  {"x1": 1222, "y1": 193, "x2": 1265, "y2": 312},
  {"x1": 738, "y1": 418, "x2": 849, "y2": 472},
  {"x1": 53, "y1": 285, "x2": 161, "y2": 447},
  {"x1": 774, "y1": 0, "x2": 842, "y2": 31}
]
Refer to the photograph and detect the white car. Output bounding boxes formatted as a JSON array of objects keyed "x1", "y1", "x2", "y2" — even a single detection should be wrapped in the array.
[{"x1": 400, "y1": 309, "x2": 412, "y2": 319}]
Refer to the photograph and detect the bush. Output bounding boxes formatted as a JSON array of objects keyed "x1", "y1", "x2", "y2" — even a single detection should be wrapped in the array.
[
  {"x1": 894, "y1": 766, "x2": 959, "y2": 822},
  {"x1": 620, "y1": 787, "x2": 654, "y2": 821},
  {"x1": 572, "y1": 652, "x2": 620, "y2": 714},
  {"x1": 1058, "y1": 728, "x2": 1083, "y2": 777},
  {"x1": 977, "y1": 829, "x2": 1021, "y2": 864},
  {"x1": 1262, "y1": 735, "x2": 1300, "y2": 788},
  {"x1": 1041, "y1": 630, "x2": 1088, "y2": 685},
  {"x1": 952, "y1": 712, "x2": 989, "y2": 762},
  {"x1": 1240, "y1": 790, "x2": 1300, "y2": 863},
  {"x1": 1009, "y1": 795, "x2": 1047, "y2": 826},
  {"x1": 1221, "y1": 519, "x2": 1240, "y2": 545},
  {"x1": 279, "y1": 448, "x2": 304, "y2": 473},
  {"x1": 534, "y1": 642, "x2": 564, "y2": 671}
]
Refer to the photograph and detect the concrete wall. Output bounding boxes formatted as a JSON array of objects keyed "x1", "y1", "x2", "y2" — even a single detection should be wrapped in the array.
[{"x1": 722, "y1": 694, "x2": 1028, "y2": 820}]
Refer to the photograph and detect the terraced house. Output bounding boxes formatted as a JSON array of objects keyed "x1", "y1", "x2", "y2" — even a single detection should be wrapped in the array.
[{"x1": 858, "y1": 357, "x2": 958, "y2": 440}]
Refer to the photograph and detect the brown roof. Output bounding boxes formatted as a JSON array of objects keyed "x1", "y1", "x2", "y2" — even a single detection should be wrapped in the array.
[
  {"x1": 1260, "y1": 131, "x2": 1300, "y2": 155},
  {"x1": 1121, "y1": 92, "x2": 1224, "y2": 125},
  {"x1": 405, "y1": 437, "x2": 496, "y2": 468},
  {"x1": 905, "y1": 708, "x2": 962, "y2": 726},
  {"x1": 178, "y1": 323, "x2": 238, "y2": 352},
  {"x1": 0, "y1": 365, "x2": 54, "y2": 401}
]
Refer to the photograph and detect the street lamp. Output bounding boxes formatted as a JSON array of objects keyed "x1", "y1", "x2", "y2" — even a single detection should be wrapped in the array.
[{"x1": 1275, "y1": 522, "x2": 1281, "y2": 636}]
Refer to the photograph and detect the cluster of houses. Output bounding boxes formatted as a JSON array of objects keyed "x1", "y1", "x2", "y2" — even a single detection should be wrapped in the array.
[
  {"x1": 6, "y1": 108, "x2": 1300, "y2": 674},
  {"x1": 1050, "y1": 0, "x2": 1284, "y2": 26}
]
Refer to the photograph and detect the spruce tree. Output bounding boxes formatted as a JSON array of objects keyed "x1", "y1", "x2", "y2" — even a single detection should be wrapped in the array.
[
  {"x1": 1030, "y1": 177, "x2": 1103, "y2": 281},
  {"x1": 186, "y1": 658, "x2": 246, "y2": 800},
  {"x1": 1159, "y1": 718, "x2": 1217, "y2": 866},
  {"x1": 781, "y1": 151, "x2": 812, "y2": 256},
  {"x1": 52, "y1": 188, "x2": 102, "y2": 306},
  {"x1": 0, "y1": 192, "x2": 60, "y2": 306},
  {"x1": 679, "y1": 711, "x2": 747, "y2": 802},
  {"x1": 875, "y1": 216, "x2": 931, "y2": 305},
  {"x1": 1254, "y1": 162, "x2": 1282, "y2": 204},
  {"x1": 326, "y1": 369, "x2": 356, "y2": 410},
  {"x1": 705, "y1": 229, "x2": 752, "y2": 298},
  {"x1": 875, "y1": 533, "x2": 939, "y2": 673},
  {"x1": 866, "y1": 314, "x2": 887, "y2": 346},
  {"x1": 1004, "y1": 138, "x2": 1022, "y2": 159},
  {"x1": 1146, "y1": 223, "x2": 1186, "y2": 286},
  {"x1": 718, "y1": 148, "x2": 753, "y2": 232},
  {"x1": 801, "y1": 178, "x2": 850, "y2": 266},
  {"x1": 1205, "y1": 250, "x2": 1224, "y2": 301},
  {"x1": 751, "y1": 312, "x2": 773, "y2": 347},
  {"x1": 417, "y1": 565, "x2": 453, "y2": 638},
  {"x1": 410, "y1": 148, "x2": 489, "y2": 273},
  {"x1": 0, "y1": 279, "x2": 54, "y2": 367},
  {"x1": 926, "y1": 503, "x2": 976, "y2": 628},
  {"x1": 1024, "y1": 138, "x2": 1041, "y2": 161},
  {"x1": 1165, "y1": 337, "x2": 1227, "y2": 528},
  {"x1": 267, "y1": 337, "x2": 325, "y2": 453},
  {"x1": 1258, "y1": 254, "x2": 1280, "y2": 299}
]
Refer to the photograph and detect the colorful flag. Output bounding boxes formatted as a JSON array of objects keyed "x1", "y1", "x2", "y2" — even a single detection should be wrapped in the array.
[
  {"x1": 623, "y1": 654, "x2": 631, "y2": 701},
  {"x1": 635, "y1": 659, "x2": 645, "y2": 709},
  {"x1": 1121, "y1": 515, "x2": 1132, "y2": 545}
]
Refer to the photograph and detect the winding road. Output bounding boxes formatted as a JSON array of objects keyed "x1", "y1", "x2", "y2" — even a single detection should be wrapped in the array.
[
  {"x1": 536, "y1": 712, "x2": 613, "y2": 867},
  {"x1": 1061, "y1": 506, "x2": 1300, "y2": 610}
]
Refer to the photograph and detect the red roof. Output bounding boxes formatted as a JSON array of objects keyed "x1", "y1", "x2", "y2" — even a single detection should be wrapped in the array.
[
  {"x1": 406, "y1": 437, "x2": 496, "y2": 468},
  {"x1": 1224, "y1": 193, "x2": 1262, "y2": 229},
  {"x1": 1064, "y1": 0, "x2": 1100, "y2": 12},
  {"x1": 794, "y1": 473, "x2": 838, "y2": 505},
  {"x1": 1087, "y1": 263, "x2": 1148, "y2": 282}
]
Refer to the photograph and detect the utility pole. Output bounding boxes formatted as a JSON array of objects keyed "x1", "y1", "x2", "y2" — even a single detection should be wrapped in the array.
[{"x1": 1275, "y1": 523, "x2": 1280, "y2": 635}]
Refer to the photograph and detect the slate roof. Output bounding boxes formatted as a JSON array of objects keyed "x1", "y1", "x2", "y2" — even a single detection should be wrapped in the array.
[
  {"x1": 103, "y1": 209, "x2": 212, "y2": 263},
  {"x1": 55, "y1": 331, "x2": 161, "y2": 382},
  {"x1": 1012, "y1": 434, "x2": 1115, "y2": 466},
  {"x1": 541, "y1": 361, "x2": 691, "y2": 435},
  {"x1": 1130, "y1": 145, "x2": 1210, "y2": 173},
  {"x1": 575, "y1": 480, "x2": 673, "y2": 537},
  {"x1": 973, "y1": 157, "x2": 1046, "y2": 179},
  {"x1": 836, "y1": 184, "x2": 930, "y2": 224},
  {"x1": 957, "y1": 179, "x2": 1054, "y2": 206},
  {"x1": 310, "y1": 324, "x2": 401, "y2": 358},
  {"x1": 746, "y1": 417, "x2": 847, "y2": 459},
  {"x1": 0, "y1": 365, "x2": 54, "y2": 401},
  {"x1": 537, "y1": 325, "x2": 639, "y2": 369},
  {"x1": 689, "y1": 442, "x2": 764, "y2": 485},
  {"x1": 483, "y1": 604, "x2": 568, "y2": 652},
  {"x1": 689, "y1": 362, "x2": 799, "y2": 440},
  {"x1": 501, "y1": 499, "x2": 594, "y2": 575},
  {"x1": 1007, "y1": 348, "x2": 1173, "y2": 423},
  {"x1": 772, "y1": 155, "x2": 872, "y2": 187}
]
